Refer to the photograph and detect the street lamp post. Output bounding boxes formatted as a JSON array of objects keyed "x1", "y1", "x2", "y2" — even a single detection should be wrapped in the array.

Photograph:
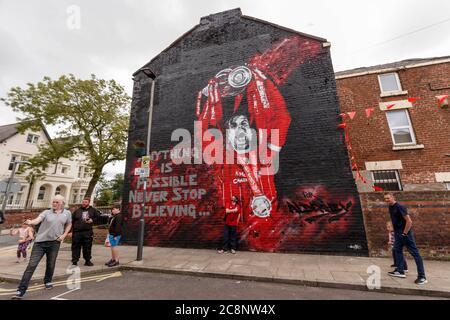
[
  {"x1": 136, "y1": 177, "x2": 147, "y2": 261},
  {"x1": 0, "y1": 160, "x2": 31, "y2": 223}
]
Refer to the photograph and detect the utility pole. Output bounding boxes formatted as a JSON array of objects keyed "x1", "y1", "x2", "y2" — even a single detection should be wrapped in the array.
[{"x1": 136, "y1": 177, "x2": 147, "y2": 261}]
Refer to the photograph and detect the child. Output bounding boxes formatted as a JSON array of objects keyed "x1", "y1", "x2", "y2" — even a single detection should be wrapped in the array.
[
  {"x1": 105, "y1": 204, "x2": 123, "y2": 267},
  {"x1": 10, "y1": 222, "x2": 34, "y2": 263},
  {"x1": 387, "y1": 221, "x2": 408, "y2": 271}
]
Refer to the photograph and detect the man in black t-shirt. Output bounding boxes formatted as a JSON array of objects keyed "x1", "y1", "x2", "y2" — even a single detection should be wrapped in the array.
[
  {"x1": 70, "y1": 197, "x2": 101, "y2": 266},
  {"x1": 384, "y1": 193, "x2": 427, "y2": 285}
]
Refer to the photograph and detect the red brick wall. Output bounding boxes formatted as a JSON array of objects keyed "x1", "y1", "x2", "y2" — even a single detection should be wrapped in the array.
[
  {"x1": 2, "y1": 210, "x2": 42, "y2": 228},
  {"x1": 2, "y1": 207, "x2": 109, "y2": 245},
  {"x1": 336, "y1": 62, "x2": 450, "y2": 187},
  {"x1": 360, "y1": 191, "x2": 450, "y2": 259}
]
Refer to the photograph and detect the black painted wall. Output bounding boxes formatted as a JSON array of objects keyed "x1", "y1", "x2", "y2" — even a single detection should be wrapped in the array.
[{"x1": 122, "y1": 9, "x2": 368, "y2": 255}]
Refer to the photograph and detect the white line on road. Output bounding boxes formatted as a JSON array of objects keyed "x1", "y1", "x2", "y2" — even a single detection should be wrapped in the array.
[
  {"x1": 50, "y1": 288, "x2": 80, "y2": 300},
  {"x1": 0, "y1": 271, "x2": 122, "y2": 295}
]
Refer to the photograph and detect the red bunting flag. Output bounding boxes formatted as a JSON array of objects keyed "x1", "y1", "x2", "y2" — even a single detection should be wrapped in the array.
[
  {"x1": 386, "y1": 104, "x2": 396, "y2": 110},
  {"x1": 436, "y1": 95, "x2": 449, "y2": 104},
  {"x1": 372, "y1": 186, "x2": 384, "y2": 192},
  {"x1": 407, "y1": 98, "x2": 421, "y2": 103},
  {"x1": 338, "y1": 123, "x2": 347, "y2": 129},
  {"x1": 347, "y1": 111, "x2": 357, "y2": 120},
  {"x1": 365, "y1": 108, "x2": 375, "y2": 118},
  {"x1": 339, "y1": 112, "x2": 347, "y2": 118}
]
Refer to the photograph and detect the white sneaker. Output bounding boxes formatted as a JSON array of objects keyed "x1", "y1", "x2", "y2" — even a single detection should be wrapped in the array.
[{"x1": 388, "y1": 270, "x2": 406, "y2": 278}]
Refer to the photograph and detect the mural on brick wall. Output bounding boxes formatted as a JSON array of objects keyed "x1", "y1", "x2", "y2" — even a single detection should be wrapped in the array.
[{"x1": 126, "y1": 34, "x2": 368, "y2": 254}]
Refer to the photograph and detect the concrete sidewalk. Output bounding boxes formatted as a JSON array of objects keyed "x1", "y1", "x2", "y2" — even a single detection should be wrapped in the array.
[{"x1": 0, "y1": 243, "x2": 449, "y2": 298}]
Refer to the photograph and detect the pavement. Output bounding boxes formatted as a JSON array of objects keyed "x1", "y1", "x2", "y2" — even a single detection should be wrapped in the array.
[{"x1": 1, "y1": 238, "x2": 450, "y2": 298}]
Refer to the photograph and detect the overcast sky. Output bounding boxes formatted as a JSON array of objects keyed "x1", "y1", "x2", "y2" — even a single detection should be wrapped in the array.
[{"x1": 1, "y1": 0, "x2": 449, "y2": 177}]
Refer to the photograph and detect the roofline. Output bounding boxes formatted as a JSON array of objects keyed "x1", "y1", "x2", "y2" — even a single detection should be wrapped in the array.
[
  {"x1": 133, "y1": 24, "x2": 200, "y2": 77},
  {"x1": 335, "y1": 57, "x2": 450, "y2": 80},
  {"x1": 133, "y1": 12, "x2": 328, "y2": 77},
  {"x1": 241, "y1": 15, "x2": 327, "y2": 43},
  {"x1": 0, "y1": 121, "x2": 52, "y2": 143},
  {"x1": 0, "y1": 127, "x2": 18, "y2": 143}
]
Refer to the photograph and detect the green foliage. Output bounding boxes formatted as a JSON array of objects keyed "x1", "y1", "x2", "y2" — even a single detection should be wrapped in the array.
[
  {"x1": 95, "y1": 173, "x2": 124, "y2": 206},
  {"x1": 1, "y1": 74, "x2": 131, "y2": 197}
]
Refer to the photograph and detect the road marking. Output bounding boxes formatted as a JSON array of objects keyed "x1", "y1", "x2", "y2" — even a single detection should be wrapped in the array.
[
  {"x1": 50, "y1": 288, "x2": 80, "y2": 300},
  {"x1": 0, "y1": 271, "x2": 122, "y2": 295},
  {"x1": 96, "y1": 271, "x2": 122, "y2": 282}
]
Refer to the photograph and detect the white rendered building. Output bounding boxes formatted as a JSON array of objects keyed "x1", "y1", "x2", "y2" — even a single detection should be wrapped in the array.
[{"x1": 0, "y1": 122, "x2": 92, "y2": 209}]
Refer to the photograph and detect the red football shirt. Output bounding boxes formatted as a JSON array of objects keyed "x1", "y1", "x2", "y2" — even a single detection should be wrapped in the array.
[{"x1": 225, "y1": 203, "x2": 241, "y2": 226}]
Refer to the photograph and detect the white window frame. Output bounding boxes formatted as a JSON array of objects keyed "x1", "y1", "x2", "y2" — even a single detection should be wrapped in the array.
[
  {"x1": 372, "y1": 170, "x2": 403, "y2": 191},
  {"x1": 72, "y1": 189, "x2": 79, "y2": 204},
  {"x1": 61, "y1": 165, "x2": 69, "y2": 175},
  {"x1": 8, "y1": 154, "x2": 19, "y2": 170},
  {"x1": 378, "y1": 72, "x2": 403, "y2": 94},
  {"x1": 26, "y1": 133, "x2": 39, "y2": 144},
  {"x1": 445, "y1": 182, "x2": 450, "y2": 191},
  {"x1": 37, "y1": 186, "x2": 46, "y2": 200},
  {"x1": 386, "y1": 109, "x2": 417, "y2": 146}
]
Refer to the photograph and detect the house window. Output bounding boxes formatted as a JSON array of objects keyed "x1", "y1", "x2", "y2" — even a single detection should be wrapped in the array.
[
  {"x1": 7, "y1": 194, "x2": 14, "y2": 205},
  {"x1": 80, "y1": 189, "x2": 87, "y2": 199},
  {"x1": 15, "y1": 187, "x2": 25, "y2": 205},
  {"x1": 386, "y1": 109, "x2": 416, "y2": 145},
  {"x1": 37, "y1": 186, "x2": 46, "y2": 200},
  {"x1": 26, "y1": 134, "x2": 39, "y2": 144},
  {"x1": 372, "y1": 170, "x2": 402, "y2": 191},
  {"x1": 378, "y1": 73, "x2": 402, "y2": 93},
  {"x1": 445, "y1": 182, "x2": 450, "y2": 191},
  {"x1": 8, "y1": 155, "x2": 19, "y2": 170},
  {"x1": 72, "y1": 189, "x2": 79, "y2": 204},
  {"x1": 55, "y1": 186, "x2": 61, "y2": 195},
  {"x1": 61, "y1": 166, "x2": 69, "y2": 175},
  {"x1": 78, "y1": 166, "x2": 83, "y2": 178},
  {"x1": 18, "y1": 156, "x2": 29, "y2": 171}
]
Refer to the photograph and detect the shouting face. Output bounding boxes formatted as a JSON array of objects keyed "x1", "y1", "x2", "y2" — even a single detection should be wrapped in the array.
[{"x1": 226, "y1": 115, "x2": 254, "y2": 153}]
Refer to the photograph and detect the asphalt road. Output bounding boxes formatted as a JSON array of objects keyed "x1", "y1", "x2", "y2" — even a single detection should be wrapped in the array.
[
  {"x1": 0, "y1": 270, "x2": 445, "y2": 300},
  {"x1": 0, "y1": 234, "x2": 17, "y2": 247}
]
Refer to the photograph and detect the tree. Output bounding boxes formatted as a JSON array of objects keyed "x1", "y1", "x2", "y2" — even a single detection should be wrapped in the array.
[
  {"x1": 95, "y1": 173, "x2": 124, "y2": 206},
  {"x1": 1, "y1": 74, "x2": 131, "y2": 198}
]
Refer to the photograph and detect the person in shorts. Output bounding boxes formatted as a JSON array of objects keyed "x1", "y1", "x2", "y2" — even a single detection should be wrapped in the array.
[{"x1": 105, "y1": 204, "x2": 123, "y2": 267}]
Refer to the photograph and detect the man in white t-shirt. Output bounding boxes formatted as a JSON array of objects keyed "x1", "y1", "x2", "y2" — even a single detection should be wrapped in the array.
[{"x1": 12, "y1": 194, "x2": 72, "y2": 299}]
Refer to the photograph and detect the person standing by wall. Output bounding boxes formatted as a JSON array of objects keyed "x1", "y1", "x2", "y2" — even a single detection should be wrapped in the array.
[
  {"x1": 105, "y1": 204, "x2": 123, "y2": 267},
  {"x1": 71, "y1": 197, "x2": 101, "y2": 267},
  {"x1": 384, "y1": 193, "x2": 427, "y2": 285},
  {"x1": 12, "y1": 195, "x2": 72, "y2": 299},
  {"x1": 218, "y1": 195, "x2": 241, "y2": 254}
]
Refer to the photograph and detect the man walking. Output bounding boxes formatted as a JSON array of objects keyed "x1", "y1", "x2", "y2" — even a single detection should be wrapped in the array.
[
  {"x1": 384, "y1": 193, "x2": 427, "y2": 285},
  {"x1": 12, "y1": 195, "x2": 72, "y2": 299},
  {"x1": 71, "y1": 197, "x2": 101, "y2": 267}
]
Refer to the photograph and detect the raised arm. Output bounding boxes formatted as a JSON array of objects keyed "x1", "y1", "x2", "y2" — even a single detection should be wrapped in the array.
[{"x1": 25, "y1": 216, "x2": 44, "y2": 226}]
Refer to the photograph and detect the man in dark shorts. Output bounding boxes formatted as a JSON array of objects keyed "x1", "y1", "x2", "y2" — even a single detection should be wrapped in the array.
[{"x1": 384, "y1": 193, "x2": 427, "y2": 285}]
